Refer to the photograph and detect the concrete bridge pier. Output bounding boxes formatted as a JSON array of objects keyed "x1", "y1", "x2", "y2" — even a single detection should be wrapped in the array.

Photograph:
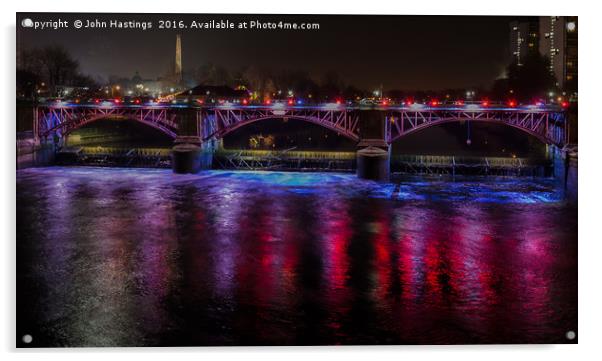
[
  {"x1": 172, "y1": 109, "x2": 221, "y2": 173},
  {"x1": 172, "y1": 109, "x2": 207, "y2": 174},
  {"x1": 172, "y1": 136, "x2": 202, "y2": 174},
  {"x1": 356, "y1": 139, "x2": 390, "y2": 181},
  {"x1": 356, "y1": 110, "x2": 390, "y2": 181},
  {"x1": 547, "y1": 144, "x2": 578, "y2": 203}
]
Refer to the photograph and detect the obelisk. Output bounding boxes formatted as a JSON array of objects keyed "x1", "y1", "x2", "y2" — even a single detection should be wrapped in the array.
[{"x1": 175, "y1": 34, "x2": 182, "y2": 84}]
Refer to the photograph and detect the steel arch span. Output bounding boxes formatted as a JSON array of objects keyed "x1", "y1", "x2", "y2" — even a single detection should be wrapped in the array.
[
  {"x1": 33, "y1": 104, "x2": 568, "y2": 148},
  {"x1": 200, "y1": 107, "x2": 361, "y2": 142},
  {"x1": 385, "y1": 109, "x2": 567, "y2": 146},
  {"x1": 35, "y1": 106, "x2": 179, "y2": 140}
]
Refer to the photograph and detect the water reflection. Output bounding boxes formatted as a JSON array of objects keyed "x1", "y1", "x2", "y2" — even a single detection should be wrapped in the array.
[{"x1": 16, "y1": 168, "x2": 577, "y2": 346}]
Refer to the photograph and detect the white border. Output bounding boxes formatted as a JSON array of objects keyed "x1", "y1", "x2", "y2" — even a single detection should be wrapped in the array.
[{"x1": 3, "y1": 1, "x2": 600, "y2": 360}]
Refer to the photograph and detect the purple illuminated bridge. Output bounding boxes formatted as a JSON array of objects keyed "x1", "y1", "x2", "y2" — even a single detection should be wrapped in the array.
[{"x1": 33, "y1": 102, "x2": 568, "y2": 179}]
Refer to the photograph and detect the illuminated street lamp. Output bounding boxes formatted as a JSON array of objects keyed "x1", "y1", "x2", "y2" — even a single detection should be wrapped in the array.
[{"x1": 111, "y1": 85, "x2": 121, "y2": 97}]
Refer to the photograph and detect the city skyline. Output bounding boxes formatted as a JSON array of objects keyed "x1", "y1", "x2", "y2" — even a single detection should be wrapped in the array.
[{"x1": 18, "y1": 13, "x2": 519, "y2": 91}]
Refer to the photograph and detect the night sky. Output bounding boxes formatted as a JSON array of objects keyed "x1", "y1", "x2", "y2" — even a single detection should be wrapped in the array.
[{"x1": 17, "y1": 13, "x2": 518, "y2": 91}]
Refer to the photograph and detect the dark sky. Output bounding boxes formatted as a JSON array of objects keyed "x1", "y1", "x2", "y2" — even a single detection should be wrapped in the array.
[{"x1": 17, "y1": 13, "x2": 517, "y2": 91}]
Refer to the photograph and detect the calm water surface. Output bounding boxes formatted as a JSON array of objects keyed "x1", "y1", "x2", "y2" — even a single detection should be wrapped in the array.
[{"x1": 17, "y1": 167, "x2": 577, "y2": 346}]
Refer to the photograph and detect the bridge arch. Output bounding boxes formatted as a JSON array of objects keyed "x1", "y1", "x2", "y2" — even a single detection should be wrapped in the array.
[
  {"x1": 63, "y1": 114, "x2": 177, "y2": 139},
  {"x1": 213, "y1": 116, "x2": 360, "y2": 142},
  {"x1": 202, "y1": 108, "x2": 361, "y2": 143},
  {"x1": 38, "y1": 108, "x2": 178, "y2": 140},
  {"x1": 389, "y1": 119, "x2": 547, "y2": 144},
  {"x1": 386, "y1": 112, "x2": 566, "y2": 146}
]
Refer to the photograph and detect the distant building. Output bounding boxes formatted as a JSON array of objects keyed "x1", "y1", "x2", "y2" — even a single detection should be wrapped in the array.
[
  {"x1": 175, "y1": 84, "x2": 249, "y2": 104},
  {"x1": 539, "y1": 16, "x2": 577, "y2": 93},
  {"x1": 509, "y1": 18, "x2": 539, "y2": 66},
  {"x1": 55, "y1": 85, "x2": 90, "y2": 98}
]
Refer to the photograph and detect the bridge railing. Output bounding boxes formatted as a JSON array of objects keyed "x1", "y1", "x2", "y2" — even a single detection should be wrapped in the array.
[
  {"x1": 72, "y1": 146, "x2": 172, "y2": 157},
  {"x1": 391, "y1": 154, "x2": 550, "y2": 167},
  {"x1": 215, "y1": 149, "x2": 357, "y2": 160}
]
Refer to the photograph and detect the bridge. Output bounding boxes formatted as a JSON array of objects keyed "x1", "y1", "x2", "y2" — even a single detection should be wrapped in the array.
[{"x1": 32, "y1": 102, "x2": 568, "y2": 180}]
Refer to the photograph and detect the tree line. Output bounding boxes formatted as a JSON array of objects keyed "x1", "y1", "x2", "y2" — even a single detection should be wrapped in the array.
[
  {"x1": 17, "y1": 45, "x2": 560, "y2": 103},
  {"x1": 17, "y1": 46, "x2": 98, "y2": 99}
]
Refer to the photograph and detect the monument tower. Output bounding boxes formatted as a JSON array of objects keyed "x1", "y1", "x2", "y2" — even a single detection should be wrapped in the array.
[{"x1": 175, "y1": 34, "x2": 182, "y2": 84}]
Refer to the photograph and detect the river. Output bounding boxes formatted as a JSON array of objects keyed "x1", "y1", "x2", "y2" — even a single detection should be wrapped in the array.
[{"x1": 16, "y1": 167, "x2": 577, "y2": 346}]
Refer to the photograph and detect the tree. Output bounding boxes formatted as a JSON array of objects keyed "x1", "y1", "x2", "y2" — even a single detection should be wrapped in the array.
[
  {"x1": 319, "y1": 70, "x2": 344, "y2": 100},
  {"x1": 16, "y1": 69, "x2": 42, "y2": 99},
  {"x1": 37, "y1": 46, "x2": 79, "y2": 94},
  {"x1": 195, "y1": 62, "x2": 233, "y2": 86},
  {"x1": 18, "y1": 45, "x2": 95, "y2": 98}
]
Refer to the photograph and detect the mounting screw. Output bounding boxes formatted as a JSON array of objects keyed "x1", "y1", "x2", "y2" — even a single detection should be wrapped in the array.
[
  {"x1": 566, "y1": 330, "x2": 576, "y2": 340},
  {"x1": 22, "y1": 334, "x2": 33, "y2": 344}
]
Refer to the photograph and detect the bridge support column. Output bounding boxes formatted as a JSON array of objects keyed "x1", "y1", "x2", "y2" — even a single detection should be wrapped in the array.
[
  {"x1": 548, "y1": 144, "x2": 578, "y2": 203},
  {"x1": 172, "y1": 136, "x2": 202, "y2": 174},
  {"x1": 356, "y1": 110, "x2": 390, "y2": 181},
  {"x1": 172, "y1": 109, "x2": 206, "y2": 174},
  {"x1": 357, "y1": 139, "x2": 390, "y2": 181}
]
